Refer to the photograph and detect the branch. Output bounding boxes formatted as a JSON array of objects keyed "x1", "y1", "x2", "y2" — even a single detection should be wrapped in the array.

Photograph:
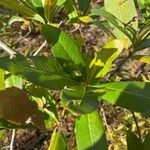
[
  {"x1": 0, "y1": 40, "x2": 16, "y2": 56},
  {"x1": 131, "y1": 111, "x2": 142, "y2": 141}
]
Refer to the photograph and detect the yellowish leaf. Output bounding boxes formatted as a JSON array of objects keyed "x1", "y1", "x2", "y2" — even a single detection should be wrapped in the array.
[{"x1": 79, "y1": 16, "x2": 92, "y2": 23}]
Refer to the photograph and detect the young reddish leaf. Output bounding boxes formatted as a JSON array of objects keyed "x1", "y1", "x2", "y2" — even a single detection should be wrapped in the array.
[{"x1": 0, "y1": 87, "x2": 46, "y2": 131}]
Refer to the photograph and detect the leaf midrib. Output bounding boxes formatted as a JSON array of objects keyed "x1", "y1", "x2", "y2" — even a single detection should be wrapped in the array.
[{"x1": 87, "y1": 114, "x2": 94, "y2": 150}]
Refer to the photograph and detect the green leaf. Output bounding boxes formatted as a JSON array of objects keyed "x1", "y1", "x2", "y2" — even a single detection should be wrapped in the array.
[
  {"x1": 135, "y1": 21, "x2": 150, "y2": 48},
  {"x1": 43, "y1": 0, "x2": 56, "y2": 22},
  {"x1": 5, "y1": 75, "x2": 22, "y2": 89},
  {"x1": 89, "y1": 39, "x2": 125, "y2": 79},
  {"x1": 93, "y1": 82, "x2": 150, "y2": 113},
  {"x1": 0, "y1": 55, "x2": 78, "y2": 90},
  {"x1": 48, "y1": 129, "x2": 68, "y2": 150},
  {"x1": 42, "y1": 25, "x2": 85, "y2": 67},
  {"x1": 126, "y1": 130, "x2": 143, "y2": 150},
  {"x1": 90, "y1": 8, "x2": 133, "y2": 42},
  {"x1": 42, "y1": 25, "x2": 86, "y2": 77},
  {"x1": 0, "y1": 69, "x2": 4, "y2": 90},
  {"x1": 143, "y1": 133, "x2": 150, "y2": 150},
  {"x1": 26, "y1": 84, "x2": 50, "y2": 99},
  {"x1": 75, "y1": 110, "x2": 107, "y2": 150},
  {"x1": 56, "y1": 0, "x2": 67, "y2": 7},
  {"x1": 77, "y1": 0, "x2": 91, "y2": 15},
  {"x1": 42, "y1": 109, "x2": 58, "y2": 129},
  {"x1": 61, "y1": 86, "x2": 99, "y2": 114},
  {"x1": 31, "y1": 0, "x2": 43, "y2": 8},
  {"x1": 135, "y1": 39, "x2": 150, "y2": 51},
  {"x1": 63, "y1": 0, "x2": 78, "y2": 21},
  {"x1": 31, "y1": 0, "x2": 45, "y2": 19},
  {"x1": 104, "y1": 0, "x2": 138, "y2": 42},
  {"x1": 0, "y1": 0, "x2": 45, "y2": 23},
  {"x1": 0, "y1": 129, "x2": 5, "y2": 139}
]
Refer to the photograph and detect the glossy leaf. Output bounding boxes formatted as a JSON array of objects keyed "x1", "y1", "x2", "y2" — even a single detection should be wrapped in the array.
[
  {"x1": 104, "y1": 0, "x2": 138, "y2": 41},
  {"x1": 126, "y1": 130, "x2": 143, "y2": 150},
  {"x1": 0, "y1": 55, "x2": 78, "y2": 90},
  {"x1": 89, "y1": 39, "x2": 125, "y2": 79},
  {"x1": 0, "y1": 87, "x2": 46, "y2": 131},
  {"x1": 77, "y1": 0, "x2": 91, "y2": 15},
  {"x1": 0, "y1": 0, "x2": 45, "y2": 23},
  {"x1": 75, "y1": 110, "x2": 107, "y2": 150},
  {"x1": 61, "y1": 86, "x2": 99, "y2": 114},
  {"x1": 93, "y1": 82, "x2": 150, "y2": 113},
  {"x1": 42, "y1": 25, "x2": 85, "y2": 68},
  {"x1": 48, "y1": 129, "x2": 68, "y2": 150}
]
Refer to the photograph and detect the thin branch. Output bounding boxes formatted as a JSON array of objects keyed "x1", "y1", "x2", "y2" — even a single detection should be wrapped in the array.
[
  {"x1": 10, "y1": 129, "x2": 16, "y2": 150},
  {"x1": 131, "y1": 111, "x2": 142, "y2": 141},
  {"x1": 101, "y1": 107, "x2": 114, "y2": 143},
  {"x1": 0, "y1": 40, "x2": 16, "y2": 56},
  {"x1": 13, "y1": 27, "x2": 31, "y2": 47},
  {"x1": 1, "y1": 129, "x2": 16, "y2": 150},
  {"x1": 33, "y1": 40, "x2": 47, "y2": 56}
]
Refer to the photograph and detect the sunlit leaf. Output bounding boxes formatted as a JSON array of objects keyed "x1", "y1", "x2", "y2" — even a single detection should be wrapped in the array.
[
  {"x1": 89, "y1": 39, "x2": 125, "y2": 79},
  {"x1": 75, "y1": 110, "x2": 107, "y2": 150},
  {"x1": 5, "y1": 75, "x2": 23, "y2": 89},
  {"x1": 48, "y1": 128, "x2": 68, "y2": 150},
  {"x1": 93, "y1": 81, "x2": 150, "y2": 113},
  {"x1": 104, "y1": 0, "x2": 138, "y2": 43}
]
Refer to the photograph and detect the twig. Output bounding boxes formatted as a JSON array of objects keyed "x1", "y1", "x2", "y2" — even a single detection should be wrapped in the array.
[
  {"x1": 0, "y1": 40, "x2": 16, "y2": 56},
  {"x1": 33, "y1": 40, "x2": 47, "y2": 56},
  {"x1": 131, "y1": 111, "x2": 142, "y2": 141},
  {"x1": 10, "y1": 129, "x2": 16, "y2": 150},
  {"x1": 1, "y1": 129, "x2": 16, "y2": 150},
  {"x1": 13, "y1": 27, "x2": 31, "y2": 47},
  {"x1": 24, "y1": 133, "x2": 46, "y2": 150},
  {"x1": 101, "y1": 107, "x2": 114, "y2": 143}
]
